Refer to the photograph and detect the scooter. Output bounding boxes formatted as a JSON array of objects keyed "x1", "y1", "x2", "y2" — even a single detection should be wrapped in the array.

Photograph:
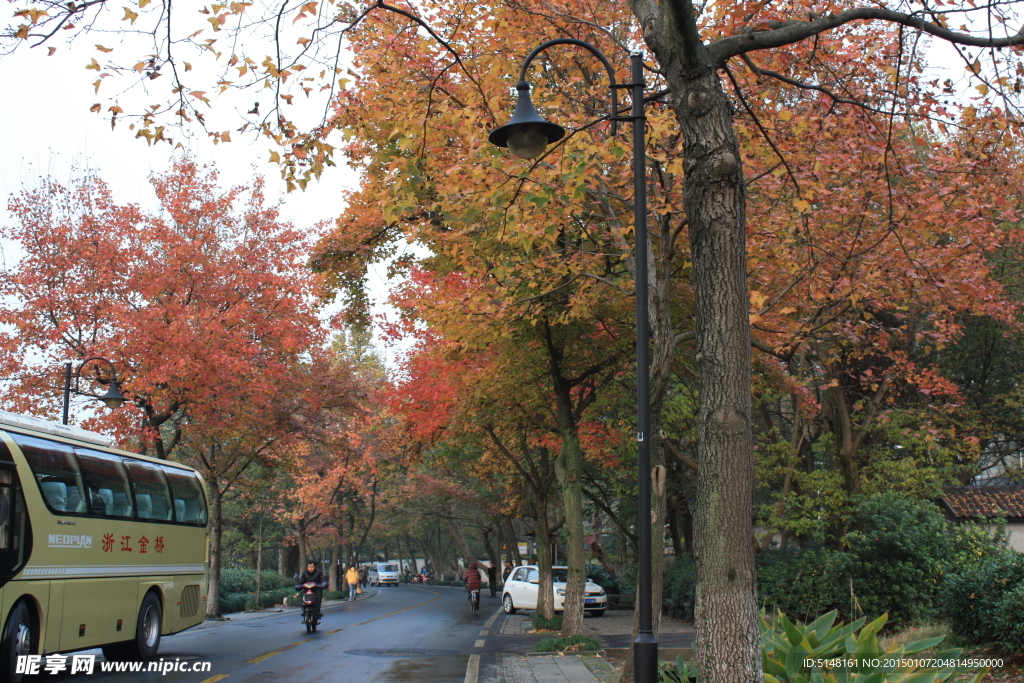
[{"x1": 299, "y1": 582, "x2": 321, "y2": 632}]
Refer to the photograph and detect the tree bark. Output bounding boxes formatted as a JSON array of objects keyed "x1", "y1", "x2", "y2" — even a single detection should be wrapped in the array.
[{"x1": 205, "y1": 482, "x2": 223, "y2": 618}]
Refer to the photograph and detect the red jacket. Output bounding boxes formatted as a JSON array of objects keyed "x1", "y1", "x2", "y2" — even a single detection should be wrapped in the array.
[{"x1": 464, "y1": 566, "x2": 482, "y2": 590}]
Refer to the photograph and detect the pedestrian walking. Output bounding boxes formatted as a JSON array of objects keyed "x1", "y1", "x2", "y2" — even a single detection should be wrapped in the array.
[
  {"x1": 486, "y1": 562, "x2": 498, "y2": 597},
  {"x1": 359, "y1": 565, "x2": 368, "y2": 588},
  {"x1": 345, "y1": 566, "x2": 360, "y2": 602},
  {"x1": 502, "y1": 560, "x2": 514, "y2": 584},
  {"x1": 404, "y1": 565, "x2": 411, "y2": 584}
]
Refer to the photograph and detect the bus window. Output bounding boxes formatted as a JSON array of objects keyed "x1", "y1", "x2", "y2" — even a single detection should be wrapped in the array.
[
  {"x1": 76, "y1": 448, "x2": 133, "y2": 518},
  {"x1": 12, "y1": 433, "x2": 86, "y2": 514},
  {"x1": 163, "y1": 467, "x2": 208, "y2": 525},
  {"x1": 125, "y1": 460, "x2": 173, "y2": 521}
]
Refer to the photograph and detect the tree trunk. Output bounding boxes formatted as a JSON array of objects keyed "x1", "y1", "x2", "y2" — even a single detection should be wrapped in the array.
[
  {"x1": 329, "y1": 544, "x2": 341, "y2": 591},
  {"x1": 205, "y1": 483, "x2": 223, "y2": 618},
  {"x1": 296, "y1": 518, "x2": 308, "y2": 572},
  {"x1": 535, "y1": 500, "x2": 556, "y2": 620},
  {"x1": 554, "y1": 427, "x2": 586, "y2": 637}
]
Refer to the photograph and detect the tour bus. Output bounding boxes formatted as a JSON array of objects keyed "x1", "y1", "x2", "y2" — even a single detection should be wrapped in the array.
[{"x1": 0, "y1": 410, "x2": 208, "y2": 682}]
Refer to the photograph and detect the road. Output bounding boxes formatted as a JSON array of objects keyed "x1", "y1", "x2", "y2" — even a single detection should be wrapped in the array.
[{"x1": 28, "y1": 585, "x2": 507, "y2": 683}]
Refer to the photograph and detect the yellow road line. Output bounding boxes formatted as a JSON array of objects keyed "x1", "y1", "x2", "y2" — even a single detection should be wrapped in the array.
[
  {"x1": 350, "y1": 591, "x2": 442, "y2": 627},
  {"x1": 198, "y1": 675, "x2": 229, "y2": 683},
  {"x1": 326, "y1": 628, "x2": 344, "y2": 634},
  {"x1": 247, "y1": 651, "x2": 282, "y2": 664},
  {"x1": 246, "y1": 638, "x2": 314, "y2": 663}
]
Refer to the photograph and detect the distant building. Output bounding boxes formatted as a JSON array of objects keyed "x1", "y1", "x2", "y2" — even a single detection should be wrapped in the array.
[{"x1": 938, "y1": 485, "x2": 1024, "y2": 552}]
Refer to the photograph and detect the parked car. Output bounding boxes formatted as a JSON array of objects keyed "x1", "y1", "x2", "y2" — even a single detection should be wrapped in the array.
[
  {"x1": 368, "y1": 562, "x2": 401, "y2": 586},
  {"x1": 502, "y1": 565, "x2": 607, "y2": 616}
]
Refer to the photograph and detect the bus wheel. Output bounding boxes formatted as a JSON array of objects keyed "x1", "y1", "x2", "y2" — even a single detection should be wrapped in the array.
[
  {"x1": 127, "y1": 592, "x2": 162, "y2": 660},
  {"x1": 1, "y1": 600, "x2": 36, "y2": 683}
]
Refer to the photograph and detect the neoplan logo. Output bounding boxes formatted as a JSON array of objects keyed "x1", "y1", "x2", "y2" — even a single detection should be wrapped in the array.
[{"x1": 48, "y1": 534, "x2": 93, "y2": 548}]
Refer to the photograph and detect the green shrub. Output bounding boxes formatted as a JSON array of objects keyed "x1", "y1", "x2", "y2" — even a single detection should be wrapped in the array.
[
  {"x1": 324, "y1": 590, "x2": 345, "y2": 600},
  {"x1": 530, "y1": 635, "x2": 600, "y2": 653},
  {"x1": 939, "y1": 551, "x2": 1024, "y2": 650},
  {"x1": 757, "y1": 494, "x2": 1005, "y2": 627},
  {"x1": 219, "y1": 568, "x2": 291, "y2": 594},
  {"x1": 756, "y1": 546, "x2": 855, "y2": 622},
  {"x1": 218, "y1": 592, "x2": 248, "y2": 614},
  {"x1": 658, "y1": 610, "x2": 988, "y2": 682},
  {"x1": 662, "y1": 554, "x2": 697, "y2": 621},
  {"x1": 531, "y1": 614, "x2": 562, "y2": 631},
  {"x1": 245, "y1": 590, "x2": 289, "y2": 610}
]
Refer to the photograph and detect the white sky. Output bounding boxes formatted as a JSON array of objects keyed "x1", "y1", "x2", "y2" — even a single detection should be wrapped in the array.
[{"x1": 0, "y1": 17, "x2": 415, "y2": 370}]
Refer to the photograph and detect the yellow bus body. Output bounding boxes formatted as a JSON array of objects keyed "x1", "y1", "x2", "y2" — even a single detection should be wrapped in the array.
[{"x1": 0, "y1": 411, "x2": 208, "y2": 671}]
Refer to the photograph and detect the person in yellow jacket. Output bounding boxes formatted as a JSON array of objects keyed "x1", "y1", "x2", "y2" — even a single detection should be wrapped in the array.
[{"x1": 345, "y1": 566, "x2": 360, "y2": 602}]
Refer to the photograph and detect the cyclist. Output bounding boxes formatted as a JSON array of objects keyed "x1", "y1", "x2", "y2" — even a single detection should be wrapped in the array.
[{"x1": 463, "y1": 562, "x2": 482, "y2": 612}]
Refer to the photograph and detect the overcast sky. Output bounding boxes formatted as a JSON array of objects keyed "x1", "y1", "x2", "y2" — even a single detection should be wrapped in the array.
[{"x1": 0, "y1": 15, "x2": 420, "y2": 369}]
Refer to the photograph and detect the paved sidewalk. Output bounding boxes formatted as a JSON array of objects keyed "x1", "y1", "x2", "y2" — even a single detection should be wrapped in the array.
[{"x1": 501, "y1": 653, "x2": 606, "y2": 683}]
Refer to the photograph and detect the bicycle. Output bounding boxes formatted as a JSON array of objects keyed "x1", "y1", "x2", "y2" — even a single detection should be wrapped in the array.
[{"x1": 468, "y1": 588, "x2": 480, "y2": 615}]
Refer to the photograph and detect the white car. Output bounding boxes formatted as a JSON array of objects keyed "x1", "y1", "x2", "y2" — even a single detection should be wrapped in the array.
[
  {"x1": 502, "y1": 565, "x2": 607, "y2": 616},
  {"x1": 368, "y1": 562, "x2": 401, "y2": 586}
]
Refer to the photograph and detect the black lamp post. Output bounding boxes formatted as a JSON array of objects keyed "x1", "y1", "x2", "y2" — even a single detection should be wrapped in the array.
[
  {"x1": 489, "y1": 40, "x2": 656, "y2": 683},
  {"x1": 62, "y1": 357, "x2": 127, "y2": 425}
]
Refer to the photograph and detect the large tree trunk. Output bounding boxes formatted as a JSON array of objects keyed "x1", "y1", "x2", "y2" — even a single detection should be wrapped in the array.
[
  {"x1": 329, "y1": 544, "x2": 341, "y2": 591},
  {"x1": 534, "y1": 500, "x2": 556, "y2": 620},
  {"x1": 205, "y1": 483, "x2": 223, "y2": 618},
  {"x1": 682, "y1": 68, "x2": 760, "y2": 683},
  {"x1": 554, "y1": 425, "x2": 586, "y2": 637},
  {"x1": 623, "y1": 1, "x2": 761, "y2": 678}
]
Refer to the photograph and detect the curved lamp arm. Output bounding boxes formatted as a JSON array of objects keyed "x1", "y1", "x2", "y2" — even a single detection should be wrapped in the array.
[
  {"x1": 62, "y1": 357, "x2": 128, "y2": 425},
  {"x1": 488, "y1": 39, "x2": 625, "y2": 158}
]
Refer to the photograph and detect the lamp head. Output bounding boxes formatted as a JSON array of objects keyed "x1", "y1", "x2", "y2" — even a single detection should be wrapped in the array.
[
  {"x1": 99, "y1": 380, "x2": 127, "y2": 410},
  {"x1": 488, "y1": 81, "x2": 565, "y2": 159}
]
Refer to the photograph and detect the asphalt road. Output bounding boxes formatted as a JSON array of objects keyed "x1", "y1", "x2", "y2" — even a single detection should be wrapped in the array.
[{"x1": 26, "y1": 585, "x2": 507, "y2": 683}]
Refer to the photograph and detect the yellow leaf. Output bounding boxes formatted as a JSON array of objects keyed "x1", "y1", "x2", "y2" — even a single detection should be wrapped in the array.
[
  {"x1": 976, "y1": 83, "x2": 990, "y2": 95},
  {"x1": 297, "y1": 37, "x2": 310, "y2": 47},
  {"x1": 269, "y1": 151, "x2": 281, "y2": 163},
  {"x1": 123, "y1": 7, "x2": 139, "y2": 24},
  {"x1": 47, "y1": 47, "x2": 56, "y2": 56},
  {"x1": 220, "y1": 131, "x2": 231, "y2": 142},
  {"x1": 90, "y1": 103, "x2": 102, "y2": 113},
  {"x1": 778, "y1": 110, "x2": 793, "y2": 122},
  {"x1": 93, "y1": 79, "x2": 102, "y2": 93},
  {"x1": 96, "y1": 44, "x2": 114, "y2": 53},
  {"x1": 189, "y1": 90, "x2": 207, "y2": 99},
  {"x1": 794, "y1": 199, "x2": 811, "y2": 213},
  {"x1": 139, "y1": 0, "x2": 152, "y2": 7},
  {"x1": 184, "y1": 62, "x2": 192, "y2": 72},
  {"x1": 86, "y1": 58, "x2": 101, "y2": 71}
]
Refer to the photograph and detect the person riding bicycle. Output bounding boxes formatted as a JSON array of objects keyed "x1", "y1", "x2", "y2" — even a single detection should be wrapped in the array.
[
  {"x1": 463, "y1": 562, "x2": 482, "y2": 599},
  {"x1": 295, "y1": 561, "x2": 328, "y2": 620}
]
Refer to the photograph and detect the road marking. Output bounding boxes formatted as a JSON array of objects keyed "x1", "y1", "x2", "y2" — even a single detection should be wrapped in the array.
[
  {"x1": 327, "y1": 628, "x2": 344, "y2": 634},
  {"x1": 198, "y1": 676, "x2": 229, "y2": 683},
  {"x1": 483, "y1": 607, "x2": 502, "y2": 629},
  {"x1": 464, "y1": 654, "x2": 481, "y2": 683},
  {"x1": 478, "y1": 629, "x2": 488, "y2": 636},
  {"x1": 247, "y1": 650, "x2": 282, "y2": 664},
  {"x1": 246, "y1": 638, "x2": 313, "y2": 663},
  {"x1": 350, "y1": 591, "x2": 442, "y2": 627},
  {"x1": 474, "y1": 639, "x2": 485, "y2": 647}
]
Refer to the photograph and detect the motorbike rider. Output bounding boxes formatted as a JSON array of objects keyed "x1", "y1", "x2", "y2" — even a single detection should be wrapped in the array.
[
  {"x1": 463, "y1": 562, "x2": 482, "y2": 596},
  {"x1": 295, "y1": 561, "x2": 328, "y2": 620}
]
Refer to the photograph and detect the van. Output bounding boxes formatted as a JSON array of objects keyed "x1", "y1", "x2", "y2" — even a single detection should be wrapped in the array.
[{"x1": 368, "y1": 562, "x2": 401, "y2": 586}]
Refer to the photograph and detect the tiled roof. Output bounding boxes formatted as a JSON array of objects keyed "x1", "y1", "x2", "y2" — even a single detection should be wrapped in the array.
[{"x1": 941, "y1": 485, "x2": 1024, "y2": 520}]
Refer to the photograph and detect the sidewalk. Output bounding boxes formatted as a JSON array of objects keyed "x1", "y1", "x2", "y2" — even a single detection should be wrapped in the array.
[{"x1": 499, "y1": 609, "x2": 695, "y2": 683}]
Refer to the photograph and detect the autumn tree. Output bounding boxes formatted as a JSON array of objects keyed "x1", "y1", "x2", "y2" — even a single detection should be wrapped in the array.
[{"x1": 0, "y1": 157, "x2": 328, "y2": 457}]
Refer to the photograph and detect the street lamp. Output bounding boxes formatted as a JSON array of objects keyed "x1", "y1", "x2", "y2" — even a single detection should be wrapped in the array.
[
  {"x1": 62, "y1": 357, "x2": 127, "y2": 425},
  {"x1": 489, "y1": 40, "x2": 656, "y2": 683}
]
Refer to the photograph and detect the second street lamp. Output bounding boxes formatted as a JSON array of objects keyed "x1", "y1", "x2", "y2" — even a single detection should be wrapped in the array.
[
  {"x1": 489, "y1": 40, "x2": 657, "y2": 683},
  {"x1": 62, "y1": 357, "x2": 127, "y2": 425}
]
